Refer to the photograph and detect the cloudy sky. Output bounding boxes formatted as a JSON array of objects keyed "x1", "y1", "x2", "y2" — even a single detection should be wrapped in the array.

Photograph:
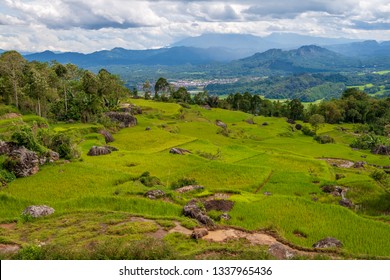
[{"x1": 1, "y1": 0, "x2": 390, "y2": 53}]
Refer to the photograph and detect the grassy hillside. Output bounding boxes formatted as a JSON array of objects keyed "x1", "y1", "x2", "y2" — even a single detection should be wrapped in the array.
[{"x1": 1, "y1": 99, "x2": 390, "y2": 259}]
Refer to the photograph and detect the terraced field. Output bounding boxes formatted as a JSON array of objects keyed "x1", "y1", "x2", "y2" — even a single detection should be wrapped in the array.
[{"x1": 1, "y1": 99, "x2": 390, "y2": 259}]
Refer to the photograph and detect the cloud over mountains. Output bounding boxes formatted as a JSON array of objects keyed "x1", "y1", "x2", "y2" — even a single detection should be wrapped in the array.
[{"x1": 1, "y1": 0, "x2": 390, "y2": 52}]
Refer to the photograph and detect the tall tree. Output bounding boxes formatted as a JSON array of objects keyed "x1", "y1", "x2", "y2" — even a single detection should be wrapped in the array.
[{"x1": 0, "y1": 51, "x2": 27, "y2": 108}]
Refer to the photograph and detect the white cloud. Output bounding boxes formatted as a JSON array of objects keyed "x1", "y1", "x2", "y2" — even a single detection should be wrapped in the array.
[{"x1": 1, "y1": 0, "x2": 390, "y2": 52}]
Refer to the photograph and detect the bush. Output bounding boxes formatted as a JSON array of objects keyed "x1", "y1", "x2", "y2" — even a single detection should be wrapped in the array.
[
  {"x1": 350, "y1": 134, "x2": 381, "y2": 150},
  {"x1": 49, "y1": 132, "x2": 81, "y2": 159},
  {"x1": 10, "y1": 125, "x2": 47, "y2": 155},
  {"x1": 314, "y1": 135, "x2": 335, "y2": 144},
  {"x1": 137, "y1": 171, "x2": 163, "y2": 187},
  {"x1": 0, "y1": 169, "x2": 16, "y2": 185},
  {"x1": 301, "y1": 126, "x2": 316, "y2": 136},
  {"x1": 171, "y1": 177, "x2": 198, "y2": 189},
  {"x1": 370, "y1": 170, "x2": 387, "y2": 182}
]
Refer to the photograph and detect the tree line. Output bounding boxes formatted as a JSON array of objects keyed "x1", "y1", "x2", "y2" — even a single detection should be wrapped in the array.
[
  {"x1": 0, "y1": 51, "x2": 130, "y2": 122},
  {"x1": 148, "y1": 78, "x2": 390, "y2": 136}
]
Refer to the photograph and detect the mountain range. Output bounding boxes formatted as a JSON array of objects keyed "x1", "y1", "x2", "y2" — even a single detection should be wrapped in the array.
[{"x1": 15, "y1": 33, "x2": 390, "y2": 73}]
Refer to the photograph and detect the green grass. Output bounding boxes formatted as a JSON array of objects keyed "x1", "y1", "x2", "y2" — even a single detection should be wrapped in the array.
[{"x1": 1, "y1": 99, "x2": 390, "y2": 259}]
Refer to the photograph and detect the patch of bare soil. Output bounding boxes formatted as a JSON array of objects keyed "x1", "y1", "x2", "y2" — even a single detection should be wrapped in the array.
[
  {"x1": 0, "y1": 223, "x2": 16, "y2": 230},
  {"x1": 168, "y1": 222, "x2": 193, "y2": 236},
  {"x1": 0, "y1": 244, "x2": 20, "y2": 254},
  {"x1": 204, "y1": 199, "x2": 234, "y2": 212},
  {"x1": 320, "y1": 158, "x2": 354, "y2": 168},
  {"x1": 147, "y1": 228, "x2": 168, "y2": 239}
]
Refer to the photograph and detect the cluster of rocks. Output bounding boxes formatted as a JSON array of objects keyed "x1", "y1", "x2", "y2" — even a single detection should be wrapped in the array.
[
  {"x1": 372, "y1": 145, "x2": 390, "y2": 156},
  {"x1": 321, "y1": 185, "x2": 354, "y2": 208},
  {"x1": 105, "y1": 112, "x2": 137, "y2": 128},
  {"x1": 183, "y1": 200, "x2": 215, "y2": 228},
  {"x1": 0, "y1": 141, "x2": 59, "y2": 178},
  {"x1": 87, "y1": 146, "x2": 118, "y2": 156},
  {"x1": 120, "y1": 104, "x2": 143, "y2": 115},
  {"x1": 145, "y1": 190, "x2": 165, "y2": 200}
]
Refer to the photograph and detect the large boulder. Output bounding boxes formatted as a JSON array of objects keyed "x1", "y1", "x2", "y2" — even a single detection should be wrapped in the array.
[
  {"x1": 87, "y1": 146, "x2": 118, "y2": 156},
  {"x1": 0, "y1": 141, "x2": 19, "y2": 155},
  {"x1": 183, "y1": 200, "x2": 214, "y2": 228},
  {"x1": 99, "y1": 130, "x2": 114, "y2": 143},
  {"x1": 22, "y1": 205, "x2": 54, "y2": 218},
  {"x1": 105, "y1": 112, "x2": 137, "y2": 128},
  {"x1": 204, "y1": 199, "x2": 234, "y2": 212},
  {"x1": 313, "y1": 237, "x2": 343, "y2": 249},
  {"x1": 372, "y1": 145, "x2": 390, "y2": 156},
  {"x1": 4, "y1": 147, "x2": 39, "y2": 177}
]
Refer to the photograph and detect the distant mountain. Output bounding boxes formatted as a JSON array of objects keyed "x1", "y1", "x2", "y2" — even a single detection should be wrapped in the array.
[
  {"x1": 24, "y1": 46, "x2": 234, "y2": 67},
  {"x1": 229, "y1": 45, "x2": 360, "y2": 74},
  {"x1": 327, "y1": 40, "x2": 390, "y2": 57},
  {"x1": 171, "y1": 33, "x2": 363, "y2": 58}
]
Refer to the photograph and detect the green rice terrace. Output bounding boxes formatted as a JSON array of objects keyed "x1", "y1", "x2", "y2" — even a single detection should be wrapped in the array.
[{"x1": 1, "y1": 98, "x2": 390, "y2": 260}]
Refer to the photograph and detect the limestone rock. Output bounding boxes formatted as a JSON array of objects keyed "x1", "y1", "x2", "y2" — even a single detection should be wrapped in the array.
[
  {"x1": 313, "y1": 237, "x2": 343, "y2": 249},
  {"x1": 105, "y1": 112, "x2": 137, "y2": 128},
  {"x1": 220, "y1": 213, "x2": 231, "y2": 220},
  {"x1": 183, "y1": 200, "x2": 214, "y2": 228},
  {"x1": 169, "y1": 147, "x2": 191, "y2": 155},
  {"x1": 145, "y1": 190, "x2": 166, "y2": 200},
  {"x1": 22, "y1": 205, "x2": 54, "y2": 218},
  {"x1": 268, "y1": 243, "x2": 296, "y2": 259},
  {"x1": 4, "y1": 147, "x2": 39, "y2": 177},
  {"x1": 87, "y1": 146, "x2": 118, "y2": 156},
  {"x1": 99, "y1": 130, "x2": 114, "y2": 143},
  {"x1": 353, "y1": 161, "x2": 365, "y2": 168}
]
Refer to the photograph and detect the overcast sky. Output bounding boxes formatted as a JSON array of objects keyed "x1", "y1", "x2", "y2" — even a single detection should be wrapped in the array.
[{"x1": 1, "y1": 0, "x2": 390, "y2": 53}]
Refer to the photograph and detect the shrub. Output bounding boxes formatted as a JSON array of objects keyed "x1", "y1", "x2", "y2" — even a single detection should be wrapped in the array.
[
  {"x1": 301, "y1": 126, "x2": 316, "y2": 136},
  {"x1": 49, "y1": 132, "x2": 81, "y2": 159},
  {"x1": 350, "y1": 134, "x2": 381, "y2": 150},
  {"x1": 314, "y1": 135, "x2": 335, "y2": 144},
  {"x1": 370, "y1": 170, "x2": 387, "y2": 182},
  {"x1": 10, "y1": 125, "x2": 47, "y2": 155},
  {"x1": 0, "y1": 169, "x2": 16, "y2": 186},
  {"x1": 171, "y1": 177, "x2": 198, "y2": 189},
  {"x1": 137, "y1": 171, "x2": 162, "y2": 187}
]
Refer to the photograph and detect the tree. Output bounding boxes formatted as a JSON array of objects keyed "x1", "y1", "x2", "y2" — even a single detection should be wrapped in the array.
[
  {"x1": 154, "y1": 77, "x2": 169, "y2": 99},
  {"x1": 0, "y1": 51, "x2": 27, "y2": 108},
  {"x1": 287, "y1": 99, "x2": 304, "y2": 120},
  {"x1": 143, "y1": 80, "x2": 151, "y2": 99},
  {"x1": 309, "y1": 114, "x2": 325, "y2": 133}
]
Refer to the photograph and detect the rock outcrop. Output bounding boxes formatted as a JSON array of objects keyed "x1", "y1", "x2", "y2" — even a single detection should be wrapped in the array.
[
  {"x1": 22, "y1": 205, "x2": 55, "y2": 218},
  {"x1": 215, "y1": 120, "x2": 227, "y2": 129},
  {"x1": 4, "y1": 147, "x2": 39, "y2": 177},
  {"x1": 87, "y1": 146, "x2": 118, "y2": 156},
  {"x1": 183, "y1": 200, "x2": 214, "y2": 228},
  {"x1": 145, "y1": 190, "x2": 166, "y2": 200},
  {"x1": 105, "y1": 112, "x2": 137, "y2": 128},
  {"x1": 191, "y1": 228, "x2": 208, "y2": 239}
]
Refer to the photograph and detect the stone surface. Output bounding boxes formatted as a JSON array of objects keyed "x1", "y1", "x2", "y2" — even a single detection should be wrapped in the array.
[
  {"x1": 4, "y1": 147, "x2": 39, "y2": 177},
  {"x1": 145, "y1": 190, "x2": 166, "y2": 199},
  {"x1": 268, "y1": 243, "x2": 296, "y2": 259},
  {"x1": 313, "y1": 237, "x2": 343, "y2": 249},
  {"x1": 204, "y1": 199, "x2": 234, "y2": 212},
  {"x1": 87, "y1": 146, "x2": 118, "y2": 156},
  {"x1": 99, "y1": 130, "x2": 114, "y2": 143},
  {"x1": 169, "y1": 147, "x2": 192, "y2": 155},
  {"x1": 219, "y1": 213, "x2": 231, "y2": 220},
  {"x1": 105, "y1": 112, "x2": 137, "y2": 128},
  {"x1": 183, "y1": 200, "x2": 215, "y2": 227},
  {"x1": 353, "y1": 161, "x2": 365, "y2": 168},
  {"x1": 22, "y1": 205, "x2": 55, "y2": 218}
]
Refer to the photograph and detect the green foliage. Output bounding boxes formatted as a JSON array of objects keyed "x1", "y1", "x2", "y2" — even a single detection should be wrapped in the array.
[
  {"x1": 171, "y1": 177, "x2": 198, "y2": 190},
  {"x1": 314, "y1": 135, "x2": 335, "y2": 144},
  {"x1": 301, "y1": 125, "x2": 316, "y2": 136},
  {"x1": 370, "y1": 169, "x2": 387, "y2": 182},
  {"x1": 47, "y1": 131, "x2": 81, "y2": 159},
  {"x1": 10, "y1": 125, "x2": 47, "y2": 154},
  {"x1": 136, "y1": 171, "x2": 163, "y2": 187},
  {"x1": 350, "y1": 134, "x2": 381, "y2": 150},
  {"x1": 0, "y1": 169, "x2": 16, "y2": 185}
]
